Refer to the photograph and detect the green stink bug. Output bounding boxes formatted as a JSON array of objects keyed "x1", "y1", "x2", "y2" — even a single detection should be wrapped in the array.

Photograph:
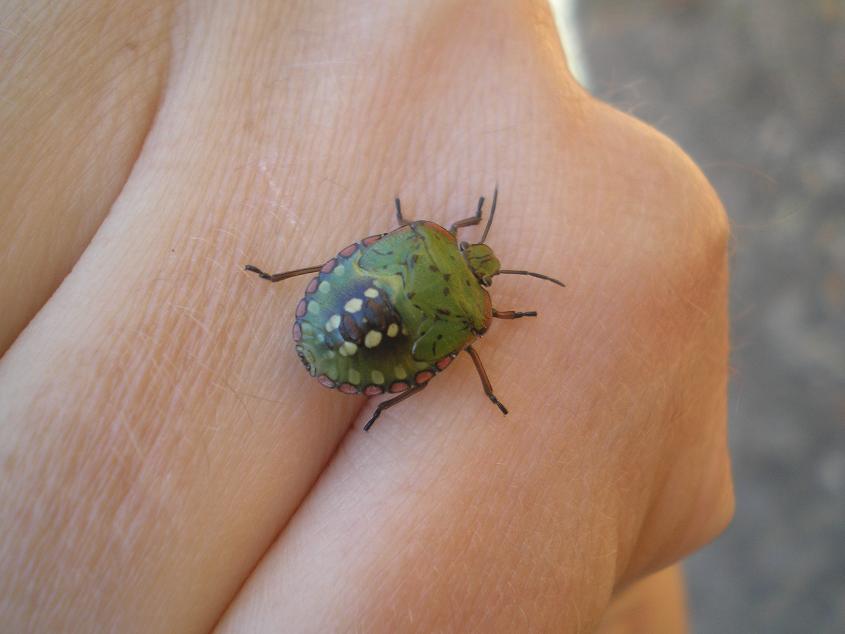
[{"x1": 245, "y1": 188, "x2": 564, "y2": 430}]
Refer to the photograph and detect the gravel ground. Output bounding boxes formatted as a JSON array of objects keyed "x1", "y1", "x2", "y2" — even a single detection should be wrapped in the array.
[{"x1": 574, "y1": 1, "x2": 845, "y2": 632}]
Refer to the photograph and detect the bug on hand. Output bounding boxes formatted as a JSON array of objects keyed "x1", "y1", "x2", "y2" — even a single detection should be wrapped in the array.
[{"x1": 245, "y1": 188, "x2": 564, "y2": 431}]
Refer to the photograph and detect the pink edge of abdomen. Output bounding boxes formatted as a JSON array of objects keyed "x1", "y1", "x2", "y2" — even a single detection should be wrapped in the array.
[
  {"x1": 362, "y1": 234, "x2": 384, "y2": 246},
  {"x1": 415, "y1": 371, "x2": 434, "y2": 384},
  {"x1": 339, "y1": 243, "x2": 358, "y2": 257},
  {"x1": 295, "y1": 299, "x2": 307, "y2": 318}
]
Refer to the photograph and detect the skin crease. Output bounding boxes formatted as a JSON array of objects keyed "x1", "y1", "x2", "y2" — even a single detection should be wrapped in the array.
[
  {"x1": 0, "y1": 1, "x2": 733, "y2": 632},
  {"x1": 595, "y1": 566, "x2": 689, "y2": 633}
]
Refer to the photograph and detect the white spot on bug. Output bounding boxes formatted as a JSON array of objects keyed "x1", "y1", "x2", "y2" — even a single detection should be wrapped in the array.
[
  {"x1": 364, "y1": 330, "x2": 382, "y2": 348},
  {"x1": 371, "y1": 370, "x2": 385, "y2": 385},
  {"x1": 344, "y1": 298, "x2": 363, "y2": 313},
  {"x1": 387, "y1": 323, "x2": 400, "y2": 338},
  {"x1": 325, "y1": 314, "x2": 341, "y2": 331},
  {"x1": 394, "y1": 365, "x2": 407, "y2": 380},
  {"x1": 307, "y1": 300, "x2": 321, "y2": 315},
  {"x1": 318, "y1": 280, "x2": 331, "y2": 294},
  {"x1": 333, "y1": 264, "x2": 345, "y2": 276},
  {"x1": 339, "y1": 341, "x2": 358, "y2": 357},
  {"x1": 348, "y1": 368, "x2": 361, "y2": 385},
  {"x1": 364, "y1": 287, "x2": 379, "y2": 298}
]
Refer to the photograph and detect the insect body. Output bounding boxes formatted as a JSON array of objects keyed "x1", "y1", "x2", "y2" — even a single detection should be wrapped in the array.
[{"x1": 245, "y1": 189, "x2": 564, "y2": 430}]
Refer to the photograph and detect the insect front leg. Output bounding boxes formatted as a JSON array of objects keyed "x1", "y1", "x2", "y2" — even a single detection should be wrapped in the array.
[
  {"x1": 363, "y1": 383, "x2": 428, "y2": 431},
  {"x1": 449, "y1": 195, "x2": 485, "y2": 236},
  {"x1": 465, "y1": 345, "x2": 508, "y2": 416},
  {"x1": 492, "y1": 309, "x2": 538, "y2": 319},
  {"x1": 395, "y1": 197, "x2": 412, "y2": 226},
  {"x1": 244, "y1": 264, "x2": 322, "y2": 283}
]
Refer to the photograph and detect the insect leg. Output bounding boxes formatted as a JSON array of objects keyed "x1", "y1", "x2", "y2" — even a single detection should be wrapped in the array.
[
  {"x1": 395, "y1": 197, "x2": 413, "y2": 226},
  {"x1": 244, "y1": 264, "x2": 322, "y2": 283},
  {"x1": 465, "y1": 345, "x2": 508, "y2": 416},
  {"x1": 449, "y1": 195, "x2": 485, "y2": 235},
  {"x1": 363, "y1": 383, "x2": 428, "y2": 431},
  {"x1": 492, "y1": 309, "x2": 538, "y2": 319}
]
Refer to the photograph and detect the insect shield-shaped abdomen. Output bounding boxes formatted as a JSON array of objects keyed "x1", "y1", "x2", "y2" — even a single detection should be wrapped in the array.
[{"x1": 291, "y1": 237, "x2": 434, "y2": 396}]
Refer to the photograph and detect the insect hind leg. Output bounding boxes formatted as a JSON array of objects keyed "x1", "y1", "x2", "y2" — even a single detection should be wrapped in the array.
[
  {"x1": 244, "y1": 264, "x2": 322, "y2": 283},
  {"x1": 363, "y1": 383, "x2": 428, "y2": 431},
  {"x1": 465, "y1": 345, "x2": 508, "y2": 416}
]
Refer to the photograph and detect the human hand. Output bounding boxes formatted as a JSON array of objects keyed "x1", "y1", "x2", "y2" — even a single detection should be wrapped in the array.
[{"x1": 0, "y1": 1, "x2": 732, "y2": 631}]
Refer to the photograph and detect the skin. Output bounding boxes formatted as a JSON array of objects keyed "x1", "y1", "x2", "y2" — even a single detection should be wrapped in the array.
[
  {"x1": 596, "y1": 565, "x2": 689, "y2": 634},
  {"x1": 0, "y1": 1, "x2": 733, "y2": 632}
]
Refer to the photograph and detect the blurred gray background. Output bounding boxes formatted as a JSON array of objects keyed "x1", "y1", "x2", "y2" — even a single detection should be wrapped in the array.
[{"x1": 561, "y1": 0, "x2": 845, "y2": 631}]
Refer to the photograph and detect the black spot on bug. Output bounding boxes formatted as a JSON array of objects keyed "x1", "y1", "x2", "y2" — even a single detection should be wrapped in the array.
[
  {"x1": 443, "y1": 287, "x2": 450, "y2": 296},
  {"x1": 436, "y1": 308, "x2": 451, "y2": 316},
  {"x1": 340, "y1": 314, "x2": 363, "y2": 344},
  {"x1": 444, "y1": 273, "x2": 451, "y2": 281},
  {"x1": 429, "y1": 265, "x2": 438, "y2": 272},
  {"x1": 362, "y1": 296, "x2": 398, "y2": 332}
]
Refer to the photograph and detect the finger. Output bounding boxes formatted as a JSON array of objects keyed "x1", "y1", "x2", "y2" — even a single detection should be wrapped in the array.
[
  {"x1": 0, "y1": 0, "x2": 174, "y2": 355},
  {"x1": 596, "y1": 565, "x2": 689, "y2": 634},
  {"x1": 216, "y1": 113, "x2": 732, "y2": 632},
  {"x1": 0, "y1": 4, "x2": 378, "y2": 630}
]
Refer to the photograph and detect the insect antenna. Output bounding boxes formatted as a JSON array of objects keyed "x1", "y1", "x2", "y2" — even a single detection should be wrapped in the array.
[
  {"x1": 479, "y1": 185, "x2": 498, "y2": 244},
  {"x1": 497, "y1": 269, "x2": 566, "y2": 287}
]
